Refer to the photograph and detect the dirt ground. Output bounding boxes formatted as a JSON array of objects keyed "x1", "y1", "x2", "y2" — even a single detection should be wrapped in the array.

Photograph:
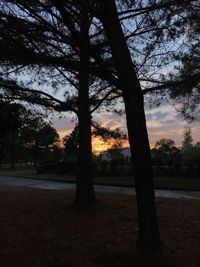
[{"x1": 0, "y1": 185, "x2": 200, "y2": 267}]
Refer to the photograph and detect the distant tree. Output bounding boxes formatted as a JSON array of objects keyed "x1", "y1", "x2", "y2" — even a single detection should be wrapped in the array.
[
  {"x1": 196, "y1": 142, "x2": 200, "y2": 148},
  {"x1": 182, "y1": 127, "x2": 193, "y2": 149},
  {"x1": 63, "y1": 123, "x2": 127, "y2": 159},
  {"x1": 63, "y1": 125, "x2": 79, "y2": 161},
  {"x1": 20, "y1": 118, "x2": 59, "y2": 166},
  {"x1": 193, "y1": 143, "x2": 200, "y2": 170},
  {"x1": 155, "y1": 139, "x2": 175, "y2": 155},
  {"x1": 183, "y1": 145, "x2": 200, "y2": 168},
  {"x1": 0, "y1": 100, "x2": 29, "y2": 168},
  {"x1": 37, "y1": 124, "x2": 59, "y2": 150},
  {"x1": 155, "y1": 138, "x2": 181, "y2": 166},
  {"x1": 182, "y1": 127, "x2": 193, "y2": 166},
  {"x1": 181, "y1": 128, "x2": 200, "y2": 171},
  {"x1": 0, "y1": 101, "x2": 19, "y2": 137},
  {"x1": 0, "y1": 100, "x2": 59, "y2": 168},
  {"x1": 155, "y1": 138, "x2": 175, "y2": 154}
]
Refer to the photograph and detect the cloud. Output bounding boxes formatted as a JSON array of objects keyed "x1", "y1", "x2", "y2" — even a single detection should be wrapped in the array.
[
  {"x1": 146, "y1": 110, "x2": 170, "y2": 121},
  {"x1": 52, "y1": 116, "x2": 75, "y2": 132},
  {"x1": 146, "y1": 105, "x2": 200, "y2": 146},
  {"x1": 52, "y1": 104, "x2": 200, "y2": 148},
  {"x1": 94, "y1": 111, "x2": 127, "y2": 131}
]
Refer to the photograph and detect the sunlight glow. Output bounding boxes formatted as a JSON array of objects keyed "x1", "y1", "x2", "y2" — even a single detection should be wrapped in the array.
[
  {"x1": 58, "y1": 131, "x2": 129, "y2": 155},
  {"x1": 92, "y1": 137, "x2": 111, "y2": 155}
]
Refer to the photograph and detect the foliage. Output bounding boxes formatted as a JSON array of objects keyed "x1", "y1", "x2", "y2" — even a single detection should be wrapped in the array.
[
  {"x1": 182, "y1": 127, "x2": 193, "y2": 149},
  {"x1": 153, "y1": 138, "x2": 182, "y2": 166},
  {"x1": 92, "y1": 123, "x2": 127, "y2": 141},
  {"x1": 62, "y1": 125, "x2": 79, "y2": 161},
  {"x1": 0, "y1": 100, "x2": 33, "y2": 167},
  {"x1": 155, "y1": 138, "x2": 175, "y2": 152},
  {"x1": 0, "y1": 100, "x2": 26, "y2": 137},
  {"x1": 0, "y1": 1, "x2": 199, "y2": 119},
  {"x1": 92, "y1": 122, "x2": 127, "y2": 148},
  {"x1": 181, "y1": 127, "x2": 200, "y2": 172},
  {"x1": 183, "y1": 144, "x2": 200, "y2": 169},
  {"x1": 63, "y1": 123, "x2": 127, "y2": 158},
  {"x1": 152, "y1": 129, "x2": 200, "y2": 177},
  {"x1": 0, "y1": 101, "x2": 60, "y2": 167}
]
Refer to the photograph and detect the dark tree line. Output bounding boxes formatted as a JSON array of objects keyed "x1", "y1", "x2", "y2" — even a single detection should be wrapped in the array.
[
  {"x1": 0, "y1": 100, "x2": 59, "y2": 168},
  {"x1": 152, "y1": 130, "x2": 200, "y2": 177}
]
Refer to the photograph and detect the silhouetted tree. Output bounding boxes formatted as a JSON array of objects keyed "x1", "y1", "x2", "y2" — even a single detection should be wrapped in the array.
[
  {"x1": 182, "y1": 127, "x2": 193, "y2": 149},
  {"x1": 155, "y1": 138, "x2": 181, "y2": 166},
  {"x1": 63, "y1": 123, "x2": 127, "y2": 159},
  {"x1": 0, "y1": 100, "x2": 28, "y2": 168},
  {"x1": 63, "y1": 125, "x2": 79, "y2": 161},
  {"x1": 97, "y1": 0, "x2": 162, "y2": 248},
  {"x1": 181, "y1": 127, "x2": 200, "y2": 171},
  {"x1": 20, "y1": 117, "x2": 59, "y2": 166},
  {"x1": 0, "y1": 0, "x2": 199, "y2": 248}
]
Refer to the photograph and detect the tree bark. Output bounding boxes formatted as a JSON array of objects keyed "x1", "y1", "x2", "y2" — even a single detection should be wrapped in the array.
[
  {"x1": 75, "y1": 5, "x2": 95, "y2": 205},
  {"x1": 99, "y1": 0, "x2": 161, "y2": 248}
]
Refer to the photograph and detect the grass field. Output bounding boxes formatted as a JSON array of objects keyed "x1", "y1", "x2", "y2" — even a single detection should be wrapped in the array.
[
  {"x1": 0, "y1": 185, "x2": 200, "y2": 267},
  {"x1": 0, "y1": 166, "x2": 200, "y2": 191}
]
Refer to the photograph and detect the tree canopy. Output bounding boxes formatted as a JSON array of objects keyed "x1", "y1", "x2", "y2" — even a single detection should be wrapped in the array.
[
  {"x1": 0, "y1": 0, "x2": 200, "y2": 249},
  {"x1": 0, "y1": 0, "x2": 199, "y2": 118},
  {"x1": 0, "y1": 100, "x2": 59, "y2": 167}
]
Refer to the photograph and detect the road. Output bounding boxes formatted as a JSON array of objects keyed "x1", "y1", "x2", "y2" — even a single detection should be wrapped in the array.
[{"x1": 0, "y1": 176, "x2": 200, "y2": 199}]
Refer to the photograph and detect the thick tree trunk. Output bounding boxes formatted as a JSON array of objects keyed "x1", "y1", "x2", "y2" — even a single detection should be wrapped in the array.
[
  {"x1": 75, "y1": 6, "x2": 95, "y2": 205},
  {"x1": 100, "y1": 0, "x2": 161, "y2": 248},
  {"x1": 122, "y1": 88, "x2": 161, "y2": 248}
]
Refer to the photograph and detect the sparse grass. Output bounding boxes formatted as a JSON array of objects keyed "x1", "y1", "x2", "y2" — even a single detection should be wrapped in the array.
[
  {"x1": 0, "y1": 185, "x2": 200, "y2": 267},
  {"x1": 0, "y1": 166, "x2": 200, "y2": 190}
]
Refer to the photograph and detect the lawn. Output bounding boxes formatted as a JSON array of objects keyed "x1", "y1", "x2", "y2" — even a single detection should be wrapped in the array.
[
  {"x1": 0, "y1": 166, "x2": 200, "y2": 191},
  {"x1": 0, "y1": 185, "x2": 200, "y2": 267}
]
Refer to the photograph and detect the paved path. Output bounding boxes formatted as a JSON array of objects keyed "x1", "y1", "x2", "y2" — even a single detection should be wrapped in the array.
[{"x1": 0, "y1": 176, "x2": 200, "y2": 199}]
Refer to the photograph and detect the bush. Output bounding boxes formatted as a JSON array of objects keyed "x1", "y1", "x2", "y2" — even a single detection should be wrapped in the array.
[
  {"x1": 99, "y1": 160, "x2": 109, "y2": 175},
  {"x1": 36, "y1": 159, "x2": 78, "y2": 175},
  {"x1": 153, "y1": 165, "x2": 182, "y2": 177},
  {"x1": 36, "y1": 160, "x2": 58, "y2": 174},
  {"x1": 59, "y1": 160, "x2": 77, "y2": 174}
]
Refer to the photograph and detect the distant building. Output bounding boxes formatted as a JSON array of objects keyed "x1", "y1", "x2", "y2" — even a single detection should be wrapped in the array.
[
  {"x1": 101, "y1": 151, "x2": 112, "y2": 161},
  {"x1": 100, "y1": 147, "x2": 159, "y2": 164}
]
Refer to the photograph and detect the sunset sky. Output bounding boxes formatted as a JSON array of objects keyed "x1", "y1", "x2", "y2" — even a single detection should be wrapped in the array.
[{"x1": 52, "y1": 102, "x2": 200, "y2": 154}]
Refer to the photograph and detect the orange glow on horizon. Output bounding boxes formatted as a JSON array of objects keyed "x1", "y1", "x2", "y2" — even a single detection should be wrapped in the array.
[
  {"x1": 58, "y1": 130, "x2": 70, "y2": 140},
  {"x1": 92, "y1": 136, "x2": 111, "y2": 155},
  {"x1": 92, "y1": 137, "x2": 129, "y2": 155},
  {"x1": 58, "y1": 131, "x2": 129, "y2": 154}
]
